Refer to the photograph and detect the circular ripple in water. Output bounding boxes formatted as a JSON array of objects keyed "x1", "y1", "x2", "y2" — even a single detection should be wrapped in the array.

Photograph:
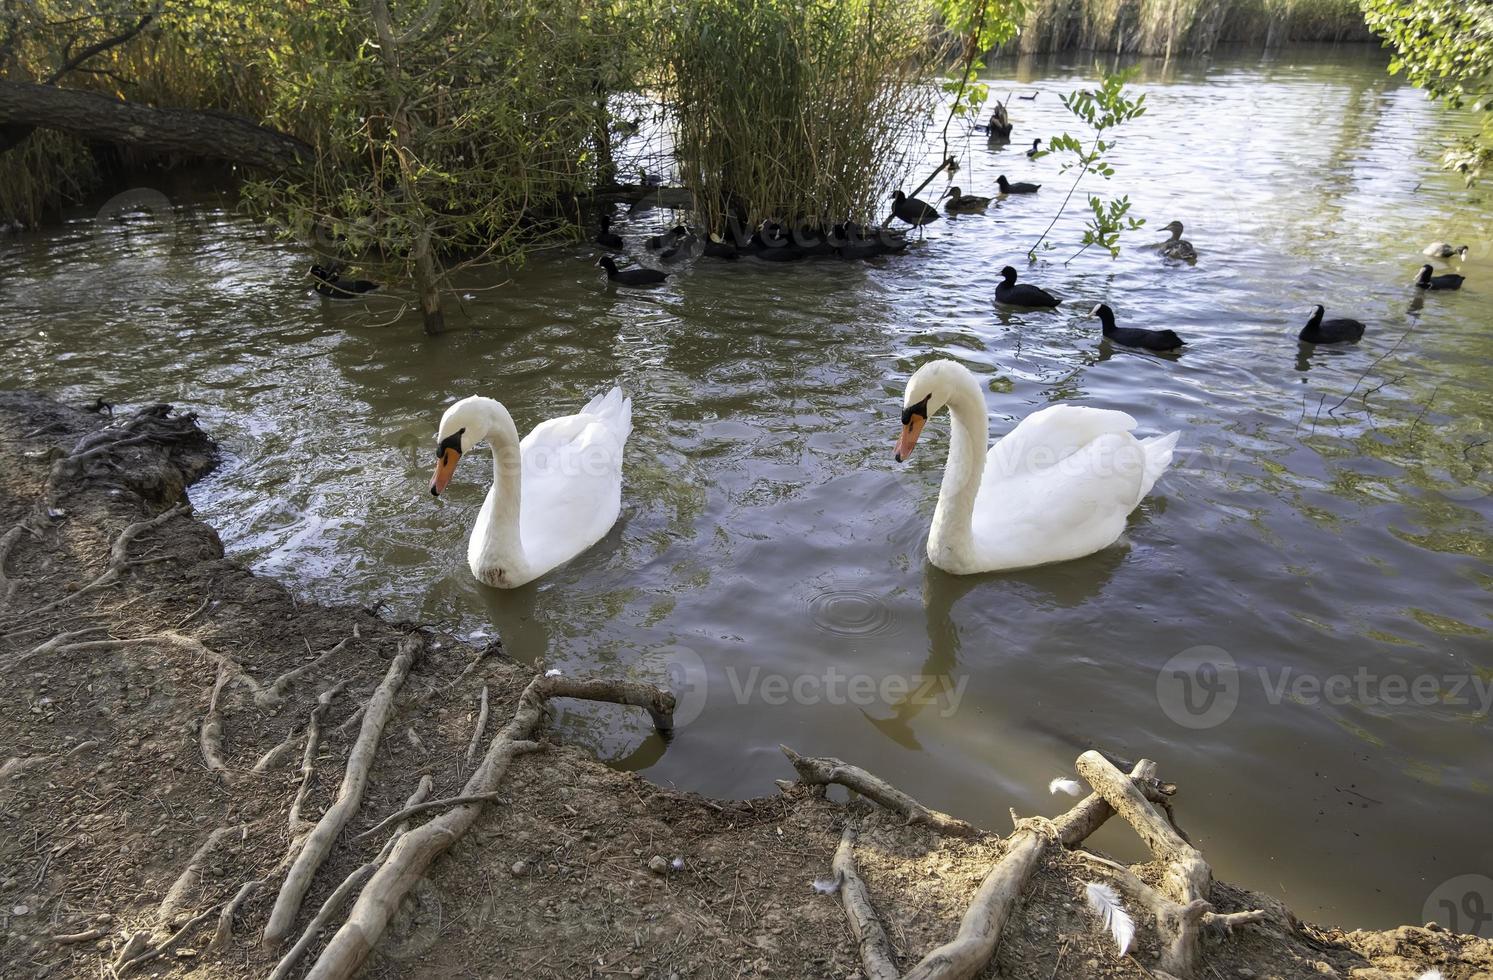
[{"x1": 808, "y1": 589, "x2": 894, "y2": 637}]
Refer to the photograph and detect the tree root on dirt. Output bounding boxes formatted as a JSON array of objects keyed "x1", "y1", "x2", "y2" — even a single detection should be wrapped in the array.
[
  {"x1": 261, "y1": 633, "x2": 424, "y2": 951},
  {"x1": 779, "y1": 745, "x2": 985, "y2": 838},
  {"x1": 257, "y1": 636, "x2": 355, "y2": 708},
  {"x1": 781, "y1": 749, "x2": 1268, "y2": 980},
  {"x1": 254, "y1": 680, "x2": 346, "y2": 775},
  {"x1": 199, "y1": 662, "x2": 233, "y2": 779},
  {"x1": 211, "y1": 878, "x2": 265, "y2": 952},
  {"x1": 833, "y1": 819, "x2": 899, "y2": 980},
  {"x1": 27, "y1": 501, "x2": 189, "y2": 615},
  {"x1": 463, "y1": 684, "x2": 489, "y2": 770},
  {"x1": 296, "y1": 673, "x2": 675, "y2": 980},
  {"x1": 268, "y1": 775, "x2": 434, "y2": 980}
]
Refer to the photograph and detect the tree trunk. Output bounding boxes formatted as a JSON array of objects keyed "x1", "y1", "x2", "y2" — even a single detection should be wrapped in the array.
[
  {"x1": 0, "y1": 81, "x2": 310, "y2": 172},
  {"x1": 369, "y1": 0, "x2": 444, "y2": 335}
]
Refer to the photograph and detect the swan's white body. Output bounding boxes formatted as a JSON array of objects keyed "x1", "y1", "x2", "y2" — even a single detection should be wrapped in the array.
[
  {"x1": 434, "y1": 389, "x2": 631, "y2": 588},
  {"x1": 900, "y1": 361, "x2": 1178, "y2": 574}
]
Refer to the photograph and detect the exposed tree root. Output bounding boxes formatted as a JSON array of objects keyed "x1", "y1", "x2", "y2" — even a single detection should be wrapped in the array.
[
  {"x1": 780, "y1": 745, "x2": 984, "y2": 838},
  {"x1": 464, "y1": 684, "x2": 489, "y2": 770},
  {"x1": 833, "y1": 819, "x2": 899, "y2": 980},
  {"x1": 200, "y1": 662, "x2": 232, "y2": 780},
  {"x1": 14, "y1": 630, "x2": 260, "y2": 693},
  {"x1": 269, "y1": 776, "x2": 433, "y2": 980},
  {"x1": 158, "y1": 826, "x2": 235, "y2": 935},
  {"x1": 211, "y1": 878, "x2": 265, "y2": 952},
  {"x1": 257, "y1": 636, "x2": 355, "y2": 708},
  {"x1": 253, "y1": 681, "x2": 346, "y2": 774},
  {"x1": 1075, "y1": 751, "x2": 1270, "y2": 979},
  {"x1": 28, "y1": 501, "x2": 189, "y2": 614},
  {"x1": 0, "y1": 520, "x2": 39, "y2": 605},
  {"x1": 354, "y1": 790, "x2": 507, "y2": 842},
  {"x1": 299, "y1": 673, "x2": 674, "y2": 980},
  {"x1": 261, "y1": 633, "x2": 424, "y2": 951}
]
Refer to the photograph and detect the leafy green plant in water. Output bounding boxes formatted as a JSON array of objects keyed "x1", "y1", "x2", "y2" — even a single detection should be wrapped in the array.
[
  {"x1": 1027, "y1": 69, "x2": 1147, "y2": 261},
  {"x1": 1359, "y1": 0, "x2": 1493, "y2": 185}
]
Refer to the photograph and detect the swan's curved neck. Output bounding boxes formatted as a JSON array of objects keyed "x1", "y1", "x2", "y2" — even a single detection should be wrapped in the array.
[
  {"x1": 929, "y1": 372, "x2": 990, "y2": 561},
  {"x1": 469, "y1": 400, "x2": 529, "y2": 584}
]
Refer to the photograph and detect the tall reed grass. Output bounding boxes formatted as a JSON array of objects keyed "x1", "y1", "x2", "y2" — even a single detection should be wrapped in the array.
[
  {"x1": 1008, "y1": 0, "x2": 1370, "y2": 56},
  {"x1": 664, "y1": 0, "x2": 948, "y2": 233}
]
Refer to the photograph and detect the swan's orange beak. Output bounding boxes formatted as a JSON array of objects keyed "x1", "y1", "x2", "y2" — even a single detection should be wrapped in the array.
[
  {"x1": 430, "y1": 447, "x2": 460, "y2": 496},
  {"x1": 894, "y1": 415, "x2": 925, "y2": 462}
]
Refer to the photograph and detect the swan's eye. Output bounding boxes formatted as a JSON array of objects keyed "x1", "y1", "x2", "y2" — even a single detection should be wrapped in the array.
[
  {"x1": 436, "y1": 427, "x2": 465, "y2": 459},
  {"x1": 901, "y1": 395, "x2": 931, "y2": 426}
]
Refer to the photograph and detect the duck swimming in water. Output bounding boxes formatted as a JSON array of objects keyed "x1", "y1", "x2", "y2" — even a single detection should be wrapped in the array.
[
  {"x1": 941, "y1": 186, "x2": 992, "y2": 213},
  {"x1": 1155, "y1": 221, "x2": 1197, "y2": 262}
]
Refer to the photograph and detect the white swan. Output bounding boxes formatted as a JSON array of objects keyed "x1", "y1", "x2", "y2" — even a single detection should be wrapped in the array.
[
  {"x1": 430, "y1": 388, "x2": 632, "y2": 588},
  {"x1": 894, "y1": 360, "x2": 1178, "y2": 574}
]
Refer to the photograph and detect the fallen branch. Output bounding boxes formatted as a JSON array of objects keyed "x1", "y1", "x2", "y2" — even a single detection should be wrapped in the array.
[
  {"x1": 1075, "y1": 751, "x2": 1268, "y2": 978},
  {"x1": 52, "y1": 926, "x2": 108, "y2": 945},
  {"x1": 833, "y1": 820, "x2": 899, "y2": 980},
  {"x1": 900, "y1": 760, "x2": 1155, "y2": 980},
  {"x1": 301, "y1": 673, "x2": 673, "y2": 980},
  {"x1": 28, "y1": 502, "x2": 189, "y2": 614},
  {"x1": 780, "y1": 745, "x2": 983, "y2": 838},
  {"x1": 261, "y1": 633, "x2": 424, "y2": 951}
]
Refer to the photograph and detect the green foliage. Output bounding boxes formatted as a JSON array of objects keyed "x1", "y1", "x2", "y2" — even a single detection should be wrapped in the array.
[
  {"x1": 1029, "y1": 69, "x2": 1147, "y2": 260},
  {"x1": 1360, "y1": 0, "x2": 1493, "y2": 184}
]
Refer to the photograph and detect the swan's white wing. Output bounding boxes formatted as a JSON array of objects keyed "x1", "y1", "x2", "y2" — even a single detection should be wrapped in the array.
[
  {"x1": 517, "y1": 387, "x2": 631, "y2": 577},
  {"x1": 970, "y1": 406, "x2": 1177, "y2": 570}
]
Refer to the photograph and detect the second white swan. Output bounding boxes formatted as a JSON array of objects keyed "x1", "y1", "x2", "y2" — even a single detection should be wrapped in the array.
[
  {"x1": 894, "y1": 360, "x2": 1178, "y2": 574},
  {"x1": 430, "y1": 388, "x2": 632, "y2": 588}
]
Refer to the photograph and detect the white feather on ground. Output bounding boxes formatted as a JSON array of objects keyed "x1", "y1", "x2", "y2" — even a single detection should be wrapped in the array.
[
  {"x1": 811, "y1": 874, "x2": 842, "y2": 895},
  {"x1": 1417, "y1": 971, "x2": 1443, "y2": 980},
  {"x1": 1084, "y1": 881, "x2": 1136, "y2": 956},
  {"x1": 1049, "y1": 777, "x2": 1083, "y2": 796}
]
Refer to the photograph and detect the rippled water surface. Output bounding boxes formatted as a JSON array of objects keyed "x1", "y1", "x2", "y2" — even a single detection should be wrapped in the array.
[{"x1": 3, "y1": 45, "x2": 1490, "y2": 930}]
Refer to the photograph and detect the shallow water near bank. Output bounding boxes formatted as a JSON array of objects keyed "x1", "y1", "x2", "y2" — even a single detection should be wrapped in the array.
[{"x1": 2, "y1": 44, "x2": 1490, "y2": 931}]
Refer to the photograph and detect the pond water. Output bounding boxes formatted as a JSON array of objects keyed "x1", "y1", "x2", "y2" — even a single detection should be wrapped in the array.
[{"x1": 2, "y1": 44, "x2": 1490, "y2": 931}]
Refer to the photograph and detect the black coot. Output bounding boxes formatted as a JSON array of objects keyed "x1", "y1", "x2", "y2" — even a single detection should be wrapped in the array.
[
  {"x1": 994, "y1": 266, "x2": 1061, "y2": 308},
  {"x1": 597, "y1": 256, "x2": 668, "y2": 287},
  {"x1": 1089, "y1": 303, "x2": 1184, "y2": 351},
  {"x1": 996, "y1": 175, "x2": 1040, "y2": 194},
  {"x1": 1299, "y1": 305, "x2": 1365, "y2": 344},
  {"x1": 1415, "y1": 264, "x2": 1465, "y2": 290}
]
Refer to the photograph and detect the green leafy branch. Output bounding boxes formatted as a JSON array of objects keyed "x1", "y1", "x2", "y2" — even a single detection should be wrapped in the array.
[{"x1": 1027, "y1": 69, "x2": 1147, "y2": 261}]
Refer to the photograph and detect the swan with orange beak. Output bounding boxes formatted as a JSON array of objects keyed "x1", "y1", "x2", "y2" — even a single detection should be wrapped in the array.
[
  {"x1": 430, "y1": 388, "x2": 632, "y2": 588},
  {"x1": 895, "y1": 360, "x2": 1179, "y2": 574}
]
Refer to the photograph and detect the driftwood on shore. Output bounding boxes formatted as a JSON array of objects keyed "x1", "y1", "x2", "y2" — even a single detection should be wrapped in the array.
[{"x1": 777, "y1": 747, "x2": 1270, "y2": 980}]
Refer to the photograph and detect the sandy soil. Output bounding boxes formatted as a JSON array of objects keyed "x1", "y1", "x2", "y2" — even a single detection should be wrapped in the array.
[{"x1": 0, "y1": 391, "x2": 1487, "y2": 980}]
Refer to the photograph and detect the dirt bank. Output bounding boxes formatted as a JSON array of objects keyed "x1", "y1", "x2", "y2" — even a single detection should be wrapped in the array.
[{"x1": 0, "y1": 392, "x2": 1486, "y2": 980}]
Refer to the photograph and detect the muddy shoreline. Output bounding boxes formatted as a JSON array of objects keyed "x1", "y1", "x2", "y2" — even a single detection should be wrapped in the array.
[{"x1": 0, "y1": 392, "x2": 1486, "y2": 980}]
